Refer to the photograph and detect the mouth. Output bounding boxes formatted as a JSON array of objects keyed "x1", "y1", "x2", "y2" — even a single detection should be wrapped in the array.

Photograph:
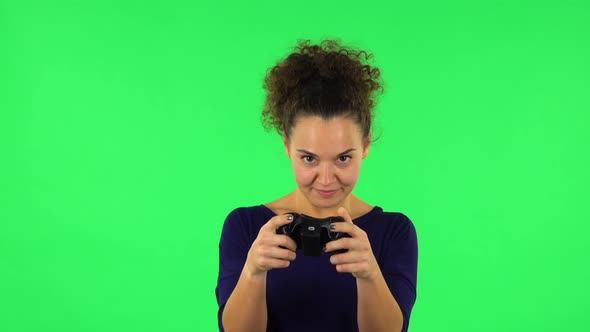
[{"x1": 315, "y1": 189, "x2": 338, "y2": 198}]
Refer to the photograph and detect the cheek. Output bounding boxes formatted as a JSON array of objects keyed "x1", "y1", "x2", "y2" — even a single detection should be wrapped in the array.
[
  {"x1": 341, "y1": 164, "x2": 361, "y2": 185},
  {"x1": 291, "y1": 162, "x2": 362, "y2": 186},
  {"x1": 291, "y1": 163, "x2": 314, "y2": 185}
]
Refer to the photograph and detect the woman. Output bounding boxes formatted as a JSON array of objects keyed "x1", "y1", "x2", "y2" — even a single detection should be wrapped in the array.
[{"x1": 215, "y1": 39, "x2": 418, "y2": 332}]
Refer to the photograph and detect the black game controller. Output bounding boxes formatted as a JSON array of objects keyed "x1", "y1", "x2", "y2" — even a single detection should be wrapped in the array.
[{"x1": 276, "y1": 212, "x2": 351, "y2": 256}]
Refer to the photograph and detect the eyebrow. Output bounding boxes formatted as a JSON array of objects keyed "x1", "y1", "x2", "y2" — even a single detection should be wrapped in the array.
[{"x1": 296, "y1": 148, "x2": 356, "y2": 157}]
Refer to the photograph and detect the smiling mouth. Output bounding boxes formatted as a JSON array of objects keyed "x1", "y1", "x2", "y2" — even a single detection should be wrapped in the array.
[{"x1": 316, "y1": 189, "x2": 338, "y2": 197}]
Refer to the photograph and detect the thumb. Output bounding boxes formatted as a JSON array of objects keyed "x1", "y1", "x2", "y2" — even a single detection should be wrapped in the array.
[
  {"x1": 272, "y1": 212, "x2": 296, "y2": 229},
  {"x1": 337, "y1": 206, "x2": 353, "y2": 224}
]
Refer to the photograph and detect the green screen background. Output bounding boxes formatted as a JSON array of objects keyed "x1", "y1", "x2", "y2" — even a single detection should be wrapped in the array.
[{"x1": 1, "y1": 0, "x2": 589, "y2": 331}]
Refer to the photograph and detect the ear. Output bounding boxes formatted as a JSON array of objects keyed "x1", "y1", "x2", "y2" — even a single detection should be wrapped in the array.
[
  {"x1": 362, "y1": 132, "x2": 371, "y2": 159},
  {"x1": 282, "y1": 134, "x2": 291, "y2": 158}
]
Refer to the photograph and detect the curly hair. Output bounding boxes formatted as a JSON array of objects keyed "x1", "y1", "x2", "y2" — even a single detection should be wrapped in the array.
[{"x1": 261, "y1": 39, "x2": 384, "y2": 145}]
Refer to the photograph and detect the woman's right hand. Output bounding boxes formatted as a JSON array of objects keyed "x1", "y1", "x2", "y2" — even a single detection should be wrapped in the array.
[{"x1": 244, "y1": 214, "x2": 298, "y2": 277}]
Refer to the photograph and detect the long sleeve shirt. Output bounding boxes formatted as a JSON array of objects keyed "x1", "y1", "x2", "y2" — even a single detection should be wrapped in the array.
[{"x1": 216, "y1": 204, "x2": 418, "y2": 332}]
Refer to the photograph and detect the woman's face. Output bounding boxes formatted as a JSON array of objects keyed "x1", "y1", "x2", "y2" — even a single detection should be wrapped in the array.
[{"x1": 283, "y1": 115, "x2": 370, "y2": 209}]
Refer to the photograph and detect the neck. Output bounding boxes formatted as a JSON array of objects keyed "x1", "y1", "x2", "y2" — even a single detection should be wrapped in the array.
[{"x1": 293, "y1": 187, "x2": 353, "y2": 218}]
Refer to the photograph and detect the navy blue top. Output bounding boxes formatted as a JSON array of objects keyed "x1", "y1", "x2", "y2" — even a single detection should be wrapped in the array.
[{"x1": 215, "y1": 205, "x2": 418, "y2": 332}]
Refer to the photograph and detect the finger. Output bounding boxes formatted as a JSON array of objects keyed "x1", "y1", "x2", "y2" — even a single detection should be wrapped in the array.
[
  {"x1": 334, "y1": 207, "x2": 361, "y2": 237},
  {"x1": 334, "y1": 262, "x2": 370, "y2": 274},
  {"x1": 271, "y1": 213, "x2": 295, "y2": 229},
  {"x1": 329, "y1": 250, "x2": 369, "y2": 265},
  {"x1": 337, "y1": 206, "x2": 353, "y2": 223},
  {"x1": 284, "y1": 237, "x2": 298, "y2": 251},
  {"x1": 257, "y1": 231, "x2": 298, "y2": 251},
  {"x1": 270, "y1": 234, "x2": 297, "y2": 251},
  {"x1": 328, "y1": 220, "x2": 361, "y2": 238},
  {"x1": 257, "y1": 257, "x2": 292, "y2": 270},
  {"x1": 259, "y1": 246, "x2": 297, "y2": 261},
  {"x1": 261, "y1": 214, "x2": 294, "y2": 232},
  {"x1": 324, "y1": 237, "x2": 356, "y2": 252}
]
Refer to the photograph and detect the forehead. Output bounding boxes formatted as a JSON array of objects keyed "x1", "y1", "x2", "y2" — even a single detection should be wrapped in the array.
[{"x1": 289, "y1": 116, "x2": 363, "y2": 149}]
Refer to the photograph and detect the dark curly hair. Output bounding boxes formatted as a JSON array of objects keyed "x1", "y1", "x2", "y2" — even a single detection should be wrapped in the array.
[{"x1": 261, "y1": 39, "x2": 384, "y2": 145}]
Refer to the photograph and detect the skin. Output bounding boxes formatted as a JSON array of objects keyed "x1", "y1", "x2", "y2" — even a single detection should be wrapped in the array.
[
  {"x1": 282, "y1": 115, "x2": 370, "y2": 218},
  {"x1": 222, "y1": 115, "x2": 403, "y2": 332}
]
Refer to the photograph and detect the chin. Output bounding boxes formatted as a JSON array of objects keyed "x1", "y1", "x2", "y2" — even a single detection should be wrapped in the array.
[{"x1": 311, "y1": 192, "x2": 345, "y2": 207}]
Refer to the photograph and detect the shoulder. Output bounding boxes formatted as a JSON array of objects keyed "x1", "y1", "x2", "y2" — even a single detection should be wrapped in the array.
[
  {"x1": 361, "y1": 207, "x2": 414, "y2": 226},
  {"x1": 363, "y1": 208, "x2": 418, "y2": 264},
  {"x1": 361, "y1": 208, "x2": 418, "y2": 242},
  {"x1": 224, "y1": 205, "x2": 275, "y2": 221},
  {"x1": 221, "y1": 205, "x2": 274, "y2": 238},
  {"x1": 381, "y1": 211, "x2": 417, "y2": 236}
]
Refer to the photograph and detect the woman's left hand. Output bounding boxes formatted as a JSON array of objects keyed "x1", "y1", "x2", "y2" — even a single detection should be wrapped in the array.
[{"x1": 325, "y1": 206, "x2": 379, "y2": 280}]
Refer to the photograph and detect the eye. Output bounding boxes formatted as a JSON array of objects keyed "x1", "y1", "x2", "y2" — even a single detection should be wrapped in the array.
[
  {"x1": 302, "y1": 156, "x2": 315, "y2": 163},
  {"x1": 338, "y1": 155, "x2": 352, "y2": 163}
]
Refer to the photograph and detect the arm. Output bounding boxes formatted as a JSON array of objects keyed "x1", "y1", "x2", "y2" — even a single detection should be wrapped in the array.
[
  {"x1": 326, "y1": 207, "x2": 417, "y2": 332},
  {"x1": 221, "y1": 269, "x2": 268, "y2": 332},
  {"x1": 356, "y1": 266, "x2": 404, "y2": 332},
  {"x1": 218, "y1": 213, "x2": 297, "y2": 332}
]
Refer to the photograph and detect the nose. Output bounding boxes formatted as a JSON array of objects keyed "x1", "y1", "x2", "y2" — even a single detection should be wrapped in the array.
[{"x1": 317, "y1": 162, "x2": 337, "y2": 186}]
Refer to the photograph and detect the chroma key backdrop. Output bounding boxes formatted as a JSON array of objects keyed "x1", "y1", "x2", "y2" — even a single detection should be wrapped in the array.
[{"x1": 1, "y1": 0, "x2": 588, "y2": 331}]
